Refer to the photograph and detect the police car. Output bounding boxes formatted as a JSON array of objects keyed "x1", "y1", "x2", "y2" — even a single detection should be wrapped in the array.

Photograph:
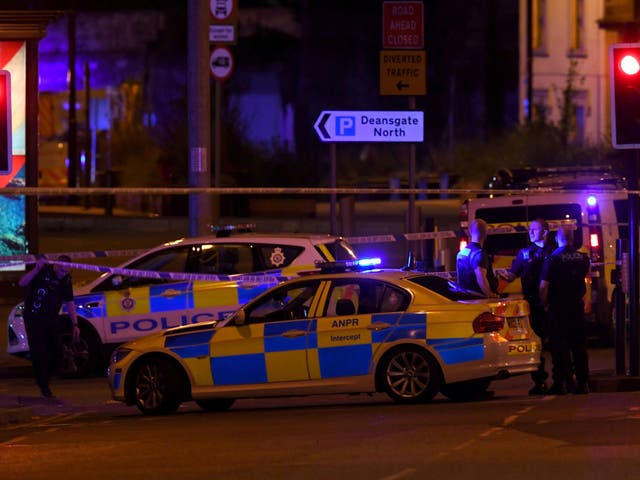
[
  {"x1": 7, "y1": 233, "x2": 358, "y2": 377},
  {"x1": 108, "y1": 261, "x2": 541, "y2": 414}
]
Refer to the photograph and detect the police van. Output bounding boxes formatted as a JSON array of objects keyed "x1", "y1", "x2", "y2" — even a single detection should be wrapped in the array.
[{"x1": 460, "y1": 167, "x2": 628, "y2": 344}]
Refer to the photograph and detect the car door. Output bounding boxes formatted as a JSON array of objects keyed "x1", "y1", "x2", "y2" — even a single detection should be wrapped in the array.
[
  {"x1": 308, "y1": 279, "x2": 402, "y2": 380},
  {"x1": 102, "y1": 281, "x2": 194, "y2": 344},
  {"x1": 209, "y1": 280, "x2": 323, "y2": 386}
]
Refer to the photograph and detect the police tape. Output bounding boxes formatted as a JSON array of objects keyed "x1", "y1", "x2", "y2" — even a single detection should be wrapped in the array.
[
  {"x1": 0, "y1": 223, "x2": 600, "y2": 267},
  {"x1": 5, "y1": 186, "x2": 640, "y2": 197},
  {"x1": 0, "y1": 249, "x2": 149, "y2": 264},
  {"x1": 7, "y1": 258, "x2": 292, "y2": 285},
  {"x1": 345, "y1": 230, "x2": 457, "y2": 244}
]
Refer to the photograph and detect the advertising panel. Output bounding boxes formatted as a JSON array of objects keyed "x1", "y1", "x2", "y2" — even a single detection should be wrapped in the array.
[{"x1": 0, "y1": 41, "x2": 27, "y2": 271}]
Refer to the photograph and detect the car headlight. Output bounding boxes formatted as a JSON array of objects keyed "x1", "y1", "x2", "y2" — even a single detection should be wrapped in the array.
[{"x1": 112, "y1": 348, "x2": 132, "y2": 364}]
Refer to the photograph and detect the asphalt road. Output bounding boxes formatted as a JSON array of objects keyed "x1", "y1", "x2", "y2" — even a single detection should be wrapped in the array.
[{"x1": 2, "y1": 374, "x2": 640, "y2": 480}]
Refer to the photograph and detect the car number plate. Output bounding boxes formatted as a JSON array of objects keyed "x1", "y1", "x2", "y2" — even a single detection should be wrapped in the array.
[{"x1": 507, "y1": 317, "x2": 523, "y2": 329}]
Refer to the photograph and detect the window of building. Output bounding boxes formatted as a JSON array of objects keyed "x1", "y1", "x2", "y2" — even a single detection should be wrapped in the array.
[
  {"x1": 532, "y1": 0, "x2": 547, "y2": 55},
  {"x1": 569, "y1": 0, "x2": 586, "y2": 57},
  {"x1": 567, "y1": 90, "x2": 588, "y2": 145}
]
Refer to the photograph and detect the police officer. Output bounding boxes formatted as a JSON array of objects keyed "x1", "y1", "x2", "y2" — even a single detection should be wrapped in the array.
[
  {"x1": 500, "y1": 219, "x2": 554, "y2": 395},
  {"x1": 539, "y1": 224, "x2": 591, "y2": 395},
  {"x1": 457, "y1": 219, "x2": 499, "y2": 297},
  {"x1": 19, "y1": 255, "x2": 79, "y2": 399}
]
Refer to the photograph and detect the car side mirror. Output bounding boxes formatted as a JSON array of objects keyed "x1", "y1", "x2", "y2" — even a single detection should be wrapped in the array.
[{"x1": 111, "y1": 275, "x2": 123, "y2": 288}]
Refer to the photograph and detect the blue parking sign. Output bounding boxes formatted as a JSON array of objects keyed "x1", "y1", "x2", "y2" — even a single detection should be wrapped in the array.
[{"x1": 335, "y1": 116, "x2": 356, "y2": 136}]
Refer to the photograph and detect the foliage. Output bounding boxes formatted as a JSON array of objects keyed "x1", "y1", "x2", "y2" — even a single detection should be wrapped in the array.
[
  {"x1": 552, "y1": 58, "x2": 586, "y2": 146},
  {"x1": 429, "y1": 122, "x2": 611, "y2": 188}
]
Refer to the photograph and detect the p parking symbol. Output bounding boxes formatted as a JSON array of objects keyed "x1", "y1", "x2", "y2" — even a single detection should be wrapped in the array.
[{"x1": 335, "y1": 116, "x2": 356, "y2": 136}]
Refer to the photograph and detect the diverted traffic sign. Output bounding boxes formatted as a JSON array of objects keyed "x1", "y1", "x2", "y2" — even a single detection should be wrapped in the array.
[
  {"x1": 382, "y1": 1, "x2": 424, "y2": 49},
  {"x1": 380, "y1": 50, "x2": 426, "y2": 95},
  {"x1": 314, "y1": 110, "x2": 423, "y2": 142}
]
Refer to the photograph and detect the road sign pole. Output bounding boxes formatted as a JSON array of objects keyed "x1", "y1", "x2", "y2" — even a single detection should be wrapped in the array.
[
  {"x1": 330, "y1": 143, "x2": 336, "y2": 235},
  {"x1": 408, "y1": 96, "x2": 417, "y2": 260},
  {"x1": 629, "y1": 152, "x2": 640, "y2": 375},
  {"x1": 188, "y1": 0, "x2": 212, "y2": 236},
  {"x1": 409, "y1": 97, "x2": 417, "y2": 228}
]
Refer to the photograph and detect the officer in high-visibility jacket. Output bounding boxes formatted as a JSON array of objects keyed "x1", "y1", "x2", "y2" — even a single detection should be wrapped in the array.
[{"x1": 457, "y1": 219, "x2": 499, "y2": 298}]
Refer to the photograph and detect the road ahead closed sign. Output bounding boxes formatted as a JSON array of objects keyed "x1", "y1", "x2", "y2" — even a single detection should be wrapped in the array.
[{"x1": 314, "y1": 110, "x2": 423, "y2": 142}]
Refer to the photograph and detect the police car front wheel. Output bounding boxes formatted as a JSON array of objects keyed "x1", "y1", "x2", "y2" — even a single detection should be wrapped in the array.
[
  {"x1": 379, "y1": 347, "x2": 442, "y2": 403},
  {"x1": 133, "y1": 356, "x2": 186, "y2": 415}
]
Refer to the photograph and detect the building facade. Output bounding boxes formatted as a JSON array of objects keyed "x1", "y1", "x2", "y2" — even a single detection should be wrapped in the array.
[{"x1": 518, "y1": 0, "x2": 640, "y2": 146}]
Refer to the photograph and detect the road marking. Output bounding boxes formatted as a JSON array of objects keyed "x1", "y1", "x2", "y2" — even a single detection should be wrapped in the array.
[
  {"x1": 1, "y1": 435, "x2": 27, "y2": 446},
  {"x1": 480, "y1": 426, "x2": 503, "y2": 437},
  {"x1": 381, "y1": 468, "x2": 417, "y2": 480},
  {"x1": 452, "y1": 439, "x2": 475, "y2": 451},
  {"x1": 4, "y1": 412, "x2": 83, "y2": 430}
]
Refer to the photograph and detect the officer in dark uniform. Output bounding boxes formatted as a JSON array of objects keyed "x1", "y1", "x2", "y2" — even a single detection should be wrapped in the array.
[
  {"x1": 457, "y1": 219, "x2": 499, "y2": 297},
  {"x1": 540, "y1": 224, "x2": 591, "y2": 395},
  {"x1": 500, "y1": 219, "x2": 554, "y2": 395},
  {"x1": 19, "y1": 255, "x2": 79, "y2": 399}
]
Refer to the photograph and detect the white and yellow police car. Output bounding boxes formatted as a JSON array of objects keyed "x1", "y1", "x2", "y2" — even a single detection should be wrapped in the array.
[
  {"x1": 7, "y1": 233, "x2": 358, "y2": 377},
  {"x1": 108, "y1": 262, "x2": 540, "y2": 414}
]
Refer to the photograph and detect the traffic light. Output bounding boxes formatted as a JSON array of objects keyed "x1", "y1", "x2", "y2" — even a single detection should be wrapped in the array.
[
  {"x1": 0, "y1": 70, "x2": 11, "y2": 174},
  {"x1": 610, "y1": 43, "x2": 640, "y2": 149}
]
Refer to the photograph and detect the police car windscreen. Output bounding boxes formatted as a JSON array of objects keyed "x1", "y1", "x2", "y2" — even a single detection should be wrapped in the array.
[
  {"x1": 320, "y1": 240, "x2": 359, "y2": 261},
  {"x1": 408, "y1": 275, "x2": 485, "y2": 301}
]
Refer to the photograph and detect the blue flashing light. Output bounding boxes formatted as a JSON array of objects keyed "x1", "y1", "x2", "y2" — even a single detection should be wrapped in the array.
[
  {"x1": 351, "y1": 257, "x2": 382, "y2": 268},
  {"x1": 587, "y1": 195, "x2": 597, "y2": 207},
  {"x1": 318, "y1": 257, "x2": 383, "y2": 273}
]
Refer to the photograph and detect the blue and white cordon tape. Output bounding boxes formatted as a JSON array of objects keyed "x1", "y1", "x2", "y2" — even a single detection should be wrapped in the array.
[{"x1": 344, "y1": 230, "x2": 457, "y2": 244}]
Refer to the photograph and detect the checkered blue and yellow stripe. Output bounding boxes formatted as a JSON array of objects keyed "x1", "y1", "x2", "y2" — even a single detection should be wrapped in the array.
[{"x1": 163, "y1": 311, "x2": 487, "y2": 387}]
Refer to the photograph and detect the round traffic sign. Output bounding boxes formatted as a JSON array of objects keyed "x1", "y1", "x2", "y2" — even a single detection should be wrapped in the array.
[
  {"x1": 210, "y1": 0, "x2": 234, "y2": 21},
  {"x1": 209, "y1": 46, "x2": 234, "y2": 82}
]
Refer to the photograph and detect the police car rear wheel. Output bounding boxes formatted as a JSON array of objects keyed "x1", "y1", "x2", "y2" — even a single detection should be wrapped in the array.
[
  {"x1": 133, "y1": 357, "x2": 183, "y2": 415},
  {"x1": 379, "y1": 347, "x2": 441, "y2": 404},
  {"x1": 195, "y1": 399, "x2": 235, "y2": 412}
]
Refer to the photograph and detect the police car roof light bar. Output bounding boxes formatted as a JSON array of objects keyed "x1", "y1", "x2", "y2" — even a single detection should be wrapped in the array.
[{"x1": 317, "y1": 257, "x2": 382, "y2": 273}]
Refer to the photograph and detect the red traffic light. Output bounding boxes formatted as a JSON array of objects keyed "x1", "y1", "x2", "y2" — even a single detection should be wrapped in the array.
[
  {"x1": 620, "y1": 54, "x2": 640, "y2": 75},
  {"x1": 610, "y1": 43, "x2": 640, "y2": 149}
]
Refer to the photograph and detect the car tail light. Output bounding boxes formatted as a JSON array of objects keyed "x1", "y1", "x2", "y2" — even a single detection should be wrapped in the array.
[
  {"x1": 472, "y1": 312, "x2": 504, "y2": 333},
  {"x1": 459, "y1": 201, "x2": 469, "y2": 251},
  {"x1": 586, "y1": 196, "x2": 603, "y2": 263}
]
